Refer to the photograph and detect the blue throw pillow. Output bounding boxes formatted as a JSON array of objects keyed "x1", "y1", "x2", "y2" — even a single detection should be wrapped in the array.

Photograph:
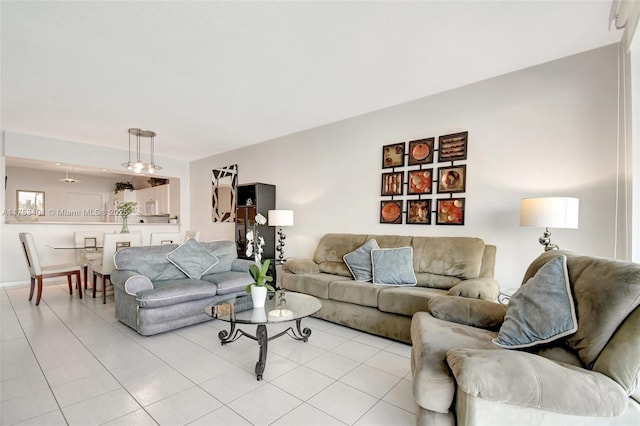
[
  {"x1": 371, "y1": 247, "x2": 417, "y2": 286},
  {"x1": 343, "y1": 239, "x2": 380, "y2": 282},
  {"x1": 493, "y1": 255, "x2": 577, "y2": 349},
  {"x1": 166, "y1": 238, "x2": 219, "y2": 279}
]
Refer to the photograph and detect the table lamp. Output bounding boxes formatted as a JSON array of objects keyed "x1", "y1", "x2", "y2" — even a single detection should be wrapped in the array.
[
  {"x1": 268, "y1": 210, "x2": 294, "y2": 264},
  {"x1": 520, "y1": 197, "x2": 579, "y2": 251}
]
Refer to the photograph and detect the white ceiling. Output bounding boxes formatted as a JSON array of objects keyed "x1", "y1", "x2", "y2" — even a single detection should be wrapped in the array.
[{"x1": 1, "y1": 1, "x2": 622, "y2": 162}]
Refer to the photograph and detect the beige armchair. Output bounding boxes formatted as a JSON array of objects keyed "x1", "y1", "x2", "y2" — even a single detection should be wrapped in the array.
[{"x1": 410, "y1": 250, "x2": 640, "y2": 426}]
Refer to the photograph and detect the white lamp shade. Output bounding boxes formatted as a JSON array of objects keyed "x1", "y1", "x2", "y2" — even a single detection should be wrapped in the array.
[
  {"x1": 520, "y1": 197, "x2": 579, "y2": 229},
  {"x1": 268, "y1": 210, "x2": 294, "y2": 227}
]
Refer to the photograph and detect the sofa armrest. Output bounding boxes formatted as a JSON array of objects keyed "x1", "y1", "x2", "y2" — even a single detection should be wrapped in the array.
[
  {"x1": 231, "y1": 258, "x2": 253, "y2": 272},
  {"x1": 447, "y1": 278, "x2": 500, "y2": 301},
  {"x1": 447, "y1": 348, "x2": 629, "y2": 417},
  {"x1": 111, "y1": 270, "x2": 154, "y2": 296},
  {"x1": 283, "y1": 258, "x2": 320, "y2": 274},
  {"x1": 428, "y1": 296, "x2": 507, "y2": 331}
]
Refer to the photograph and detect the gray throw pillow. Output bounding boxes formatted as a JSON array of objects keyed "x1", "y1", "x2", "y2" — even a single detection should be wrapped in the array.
[
  {"x1": 493, "y1": 255, "x2": 577, "y2": 349},
  {"x1": 343, "y1": 239, "x2": 380, "y2": 282},
  {"x1": 371, "y1": 247, "x2": 417, "y2": 286},
  {"x1": 166, "y1": 238, "x2": 219, "y2": 279}
]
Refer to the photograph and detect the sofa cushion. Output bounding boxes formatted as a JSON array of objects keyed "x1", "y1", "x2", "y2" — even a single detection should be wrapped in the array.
[
  {"x1": 329, "y1": 280, "x2": 382, "y2": 307},
  {"x1": 592, "y1": 306, "x2": 640, "y2": 395},
  {"x1": 428, "y1": 296, "x2": 507, "y2": 331},
  {"x1": 447, "y1": 348, "x2": 629, "y2": 416},
  {"x1": 314, "y1": 234, "x2": 368, "y2": 277},
  {"x1": 366, "y1": 234, "x2": 413, "y2": 248},
  {"x1": 411, "y1": 237, "x2": 485, "y2": 279},
  {"x1": 493, "y1": 255, "x2": 577, "y2": 349},
  {"x1": 343, "y1": 239, "x2": 379, "y2": 282},
  {"x1": 562, "y1": 254, "x2": 640, "y2": 368},
  {"x1": 371, "y1": 247, "x2": 417, "y2": 285},
  {"x1": 447, "y1": 278, "x2": 500, "y2": 300},
  {"x1": 114, "y1": 244, "x2": 187, "y2": 281},
  {"x1": 411, "y1": 312, "x2": 498, "y2": 413},
  {"x1": 166, "y1": 239, "x2": 220, "y2": 279},
  {"x1": 414, "y1": 272, "x2": 461, "y2": 290},
  {"x1": 284, "y1": 258, "x2": 320, "y2": 274},
  {"x1": 201, "y1": 240, "x2": 238, "y2": 273},
  {"x1": 521, "y1": 251, "x2": 640, "y2": 368},
  {"x1": 136, "y1": 279, "x2": 217, "y2": 308},
  {"x1": 204, "y1": 271, "x2": 255, "y2": 295},
  {"x1": 281, "y1": 272, "x2": 337, "y2": 299},
  {"x1": 378, "y1": 286, "x2": 445, "y2": 316}
]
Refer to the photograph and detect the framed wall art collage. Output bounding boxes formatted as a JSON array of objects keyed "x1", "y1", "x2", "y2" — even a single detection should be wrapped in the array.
[{"x1": 380, "y1": 131, "x2": 468, "y2": 225}]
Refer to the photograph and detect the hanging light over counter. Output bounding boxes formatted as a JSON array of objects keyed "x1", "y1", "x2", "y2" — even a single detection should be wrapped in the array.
[{"x1": 122, "y1": 128, "x2": 162, "y2": 174}]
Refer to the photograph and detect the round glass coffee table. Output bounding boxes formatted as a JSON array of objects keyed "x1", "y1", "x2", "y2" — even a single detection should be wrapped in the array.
[{"x1": 205, "y1": 291, "x2": 322, "y2": 380}]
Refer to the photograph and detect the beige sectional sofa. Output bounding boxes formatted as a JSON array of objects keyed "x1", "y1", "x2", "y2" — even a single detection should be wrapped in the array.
[{"x1": 281, "y1": 233, "x2": 499, "y2": 343}]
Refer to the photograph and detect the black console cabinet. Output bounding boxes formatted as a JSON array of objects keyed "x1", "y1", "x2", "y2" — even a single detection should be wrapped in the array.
[{"x1": 235, "y1": 183, "x2": 276, "y2": 261}]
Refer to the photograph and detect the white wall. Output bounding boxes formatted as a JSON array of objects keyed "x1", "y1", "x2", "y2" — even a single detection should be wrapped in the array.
[
  {"x1": 6, "y1": 166, "x2": 114, "y2": 222},
  {"x1": 630, "y1": 32, "x2": 640, "y2": 263},
  {"x1": 0, "y1": 132, "x2": 190, "y2": 284},
  {"x1": 190, "y1": 44, "x2": 621, "y2": 287}
]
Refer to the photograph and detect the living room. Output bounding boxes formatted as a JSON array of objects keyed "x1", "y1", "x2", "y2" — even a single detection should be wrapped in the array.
[{"x1": 1, "y1": 1, "x2": 639, "y2": 425}]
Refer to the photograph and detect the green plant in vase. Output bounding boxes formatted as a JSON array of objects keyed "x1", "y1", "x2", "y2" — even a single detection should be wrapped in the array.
[
  {"x1": 245, "y1": 259, "x2": 275, "y2": 293},
  {"x1": 116, "y1": 201, "x2": 138, "y2": 233},
  {"x1": 244, "y1": 213, "x2": 274, "y2": 307}
]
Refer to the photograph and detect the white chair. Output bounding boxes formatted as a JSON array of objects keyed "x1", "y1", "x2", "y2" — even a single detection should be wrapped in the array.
[
  {"x1": 150, "y1": 232, "x2": 182, "y2": 246},
  {"x1": 184, "y1": 230, "x2": 200, "y2": 242},
  {"x1": 73, "y1": 231, "x2": 104, "y2": 290},
  {"x1": 19, "y1": 233, "x2": 82, "y2": 306},
  {"x1": 92, "y1": 233, "x2": 142, "y2": 304}
]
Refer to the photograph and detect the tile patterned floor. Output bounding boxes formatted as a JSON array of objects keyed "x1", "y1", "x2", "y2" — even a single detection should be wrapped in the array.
[{"x1": 0, "y1": 282, "x2": 416, "y2": 425}]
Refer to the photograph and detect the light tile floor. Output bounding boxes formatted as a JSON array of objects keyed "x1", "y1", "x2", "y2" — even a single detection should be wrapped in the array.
[{"x1": 0, "y1": 282, "x2": 417, "y2": 425}]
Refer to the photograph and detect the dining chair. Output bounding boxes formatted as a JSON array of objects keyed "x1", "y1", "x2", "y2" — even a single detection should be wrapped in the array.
[
  {"x1": 184, "y1": 230, "x2": 200, "y2": 242},
  {"x1": 92, "y1": 233, "x2": 142, "y2": 304},
  {"x1": 150, "y1": 232, "x2": 182, "y2": 246},
  {"x1": 19, "y1": 233, "x2": 82, "y2": 306},
  {"x1": 74, "y1": 231, "x2": 104, "y2": 290}
]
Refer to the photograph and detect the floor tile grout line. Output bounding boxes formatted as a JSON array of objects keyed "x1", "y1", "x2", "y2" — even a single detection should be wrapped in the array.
[
  {"x1": 3, "y1": 283, "x2": 415, "y2": 426},
  {"x1": 10, "y1": 283, "x2": 162, "y2": 424},
  {"x1": 2, "y1": 287, "x2": 71, "y2": 426}
]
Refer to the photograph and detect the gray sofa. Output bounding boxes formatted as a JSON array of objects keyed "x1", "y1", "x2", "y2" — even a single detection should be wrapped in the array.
[
  {"x1": 411, "y1": 250, "x2": 640, "y2": 426},
  {"x1": 111, "y1": 240, "x2": 254, "y2": 336},
  {"x1": 281, "y1": 233, "x2": 499, "y2": 343}
]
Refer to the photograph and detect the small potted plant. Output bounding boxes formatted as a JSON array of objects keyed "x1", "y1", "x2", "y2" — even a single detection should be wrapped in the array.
[{"x1": 114, "y1": 181, "x2": 135, "y2": 194}]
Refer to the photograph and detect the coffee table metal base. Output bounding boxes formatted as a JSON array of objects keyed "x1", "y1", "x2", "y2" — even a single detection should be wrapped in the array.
[{"x1": 218, "y1": 318, "x2": 312, "y2": 381}]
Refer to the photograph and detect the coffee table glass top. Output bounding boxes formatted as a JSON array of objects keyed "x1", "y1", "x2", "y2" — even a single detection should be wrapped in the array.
[{"x1": 210, "y1": 291, "x2": 321, "y2": 324}]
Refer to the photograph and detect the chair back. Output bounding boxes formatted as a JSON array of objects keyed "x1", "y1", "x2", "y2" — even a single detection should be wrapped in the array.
[
  {"x1": 101, "y1": 233, "x2": 142, "y2": 276},
  {"x1": 184, "y1": 230, "x2": 200, "y2": 242},
  {"x1": 74, "y1": 231, "x2": 105, "y2": 248},
  {"x1": 74, "y1": 231, "x2": 105, "y2": 264},
  {"x1": 19, "y1": 232, "x2": 42, "y2": 276},
  {"x1": 150, "y1": 232, "x2": 182, "y2": 246}
]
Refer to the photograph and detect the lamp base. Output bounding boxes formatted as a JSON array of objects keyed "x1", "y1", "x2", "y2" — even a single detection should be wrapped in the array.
[
  {"x1": 276, "y1": 228, "x2": 286, "y2": 263},
  {"x1": 538, "y1": 228, "x2": 559, "y2": 251}
]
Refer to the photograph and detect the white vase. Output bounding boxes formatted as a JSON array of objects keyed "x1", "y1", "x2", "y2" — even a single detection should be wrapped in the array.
[{"x1": 251, "y1": 286, "x2": 268, "y2": 308}]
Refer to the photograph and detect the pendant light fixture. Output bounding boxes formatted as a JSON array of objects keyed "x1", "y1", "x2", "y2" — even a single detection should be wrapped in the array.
[
  {"x1": 122, "y1": 128, "x2": 162, "y2": 174},
  {"x1": 60, "y1": 168, "x2": 80, "y2": 183}
]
